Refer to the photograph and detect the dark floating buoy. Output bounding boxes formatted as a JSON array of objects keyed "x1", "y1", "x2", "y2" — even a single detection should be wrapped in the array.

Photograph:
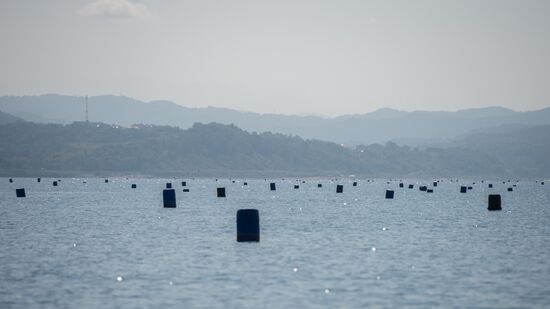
[
  {"x1": 53, "y1": 181, "x2": 58, "y2": 187},
  {"x1": 9, "y1": 178, "x2": 13, "y2": 183},
  {"x1": 399, "y1": 183, "x2": 404, "y2": 188},
  {"x1": 131, "y1": 184, "x2": 137, "y2": 189},
  {"x1": 317, "y1": 183, "x2": 322, "y2": 188},
  {"x1": 488, "y1": 184, "x2": 493, "y2": 188},
  {"x1": 236, "y1": 209, "x2": 260, "y2": 242},
  {"x1": 37, "y1": 178, "x2": 41, "y2": 183},
  {"x1": 460, "y1": 186, "x2": 467, "y2": 193},
  {"x1": 408, "y1": 184, "x2": 414, "y2": 189},
  {"x1": 16, "y1": 188, "x2": 26, "y2": 198},
  {"x1": 270, "y1": 183, "x2": 276, "y2": 191},
  {"x1": 507, "y1": 187, "x2": 513, "y2": 192},
  {"x1": 385, "y1": 190, "x2": 394, "y2": 199},
  {"x1": 336, "y1": 185, "x2": 343, "y2": 193},
  {"x1": 243, "y1": 182, "x2": 248, "y2": 186},
  {"x1": 467, "y1": 186, "x2": 473, "y2": 190},
  {"x1": 181, "y1": 181, "x2": 187, "y2": 187},
  {"x1": 217, "y1": 187, "x2": 226, "y2": 197},
  {"x1": 488, "y1": 194, "x2": 502, "y2": 211},
  {"x1": 352, "y1": 181, "x2": 357, "y2": 187},
  {"x1": 427, "y1": 189, "x2": 434, "y2": 193},
  {"x1": 163, "y1": 189, "x2": 176, "y2": 208},
  {"x1": 105, "y1": 179, "x2": 109, "y2": 183},
  {"x1": 182, "y1": 188, "x2": 189, "y2": 192},
  {"x1": 419, "y1": 186, "x2": 427, "y2": 191},
  {"x1": 166, "y1": 183, "x2": 172, "y2": 189},
  {"x1": 541, "y1": 182, "x2": 545, "y2": 185},
  {"x1": 433, "y1": 182, "x2": 438, "y2": 187},
  {"x1": 294, "y1": 185, "x2": 299, "y2": 189}
]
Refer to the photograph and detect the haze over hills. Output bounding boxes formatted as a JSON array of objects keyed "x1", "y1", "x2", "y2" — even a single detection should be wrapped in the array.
[
  {"x1": 0, "y1": 119, "x2": 548, "y2": 178},
  {"x1": 1, "y1": 94, "x2": 550, "y2": 146}
]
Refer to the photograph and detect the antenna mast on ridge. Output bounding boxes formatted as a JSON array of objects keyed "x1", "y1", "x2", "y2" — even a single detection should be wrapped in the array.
[{"x1": 85, "y1": 95, "x2": 89, "y2": 122}]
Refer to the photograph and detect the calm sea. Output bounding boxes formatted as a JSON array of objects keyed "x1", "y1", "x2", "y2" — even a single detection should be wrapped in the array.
[{"x1": 1, "y1": 177, "x2": 549, "y2": 308}]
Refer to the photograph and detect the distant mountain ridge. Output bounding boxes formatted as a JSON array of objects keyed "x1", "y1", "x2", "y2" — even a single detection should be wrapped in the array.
[{"x1": 1, "y1": 94, "x2": 549, "y2": 145}]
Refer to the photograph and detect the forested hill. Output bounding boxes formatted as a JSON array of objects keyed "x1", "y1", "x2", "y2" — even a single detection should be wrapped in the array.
[
  {"x1": 0, "y1": 110, "x2": 22, "y2": 124},
  {"x1": 0, "y1": 121, "x2": 548, "y2": 177}
]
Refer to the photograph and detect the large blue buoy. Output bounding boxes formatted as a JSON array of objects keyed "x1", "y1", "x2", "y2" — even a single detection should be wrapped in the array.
[
  {"x1": 385, "y1": 190, "x2": 394, "y2": 199},
  {"x1": 294, "y1": 184, "x2": 299, "y2": 189},
  {"x1": 53, "y1": 181, "x2": 58, "y2": 187},
  {"x1": 131, "y1": 184, "x2": 137, "y2": 189},
  {"x1": 270, "y1": 183, "x2": 276, "y2": 191},
  {"x1": 336, "y1": 185, "x2": 343, "y2": 193},
  {"x1": 460, "y1": 186, "x2": 467, "y2": 193},
  {"x1": 37, "y1": 178, "x2": 41, "y2": 183},
  {"x1": 236, "y1": 209, "x2": 260, "y2": 242},
  {"x1": 408, "y1": 184, "x2": 414, "y2": 189},
  {"x1": 9, "y1": 178, "x2": 13, "y2": 183},
  {"x1": 181, "y1": 181, "x2": 187, "y2": 187},
  {"x1": 419, "y1": 186, "x2": 427, "y2": 191},
  {"x1": 16, "y1": 188, "x2": 25, "y2": 198},
  {"x1": 105, "y1": 179, "x2": 109, "y2": 183},
  {"x1": 317, "y1": 183, "x2": 322, "y2": 188},
  {"x1": 399, "y1": 183, "x2": 404, "y2": 188},
  {"x1": 352, "y1": 181, "x2": 357, "y2": 187},
  {"x1": 488, "y1": 184, "x2": 493, "y2": 188},
  {"x1": 166, "y1": 183, "x2": 172, "y2": 189},
  {"x1": 433, "y1": 182, "x2": 438, "y2": 187},
  {"x1": 488, "y1": 194, "x2": 502, "y2": 211},
  {"x1": 163, "y1": 189, "x2": 176, "y2": 208},
  {"x1": 217, "y1": 187, "x2": 226, "y2": 197},
  {"x1": 507, "y1": 187, "x2": 513, "y2": 192}
]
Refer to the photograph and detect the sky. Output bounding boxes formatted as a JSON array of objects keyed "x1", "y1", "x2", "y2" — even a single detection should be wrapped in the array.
[{"x1": 0, "y1": 0, "x2": 549, "y2": 116}]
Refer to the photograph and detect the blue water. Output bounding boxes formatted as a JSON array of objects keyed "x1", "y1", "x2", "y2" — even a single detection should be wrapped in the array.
[{"x1": 1, "y1": 178, "x2": 549, "y2": 308}]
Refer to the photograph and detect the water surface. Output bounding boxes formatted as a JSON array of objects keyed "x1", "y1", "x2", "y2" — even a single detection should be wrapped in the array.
[{"x1": 1, "y1": 178, "x2": 549, "y2": 308}]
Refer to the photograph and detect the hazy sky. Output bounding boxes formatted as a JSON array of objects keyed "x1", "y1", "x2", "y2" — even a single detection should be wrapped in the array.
[{"x1": 1, "y1": 0, "x2": 549, "y2": 116}]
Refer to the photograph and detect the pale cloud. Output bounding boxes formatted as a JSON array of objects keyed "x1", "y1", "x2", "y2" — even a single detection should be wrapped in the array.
[{"x1": 80, "y1": 0, "x2": 152, "y2": 19}]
